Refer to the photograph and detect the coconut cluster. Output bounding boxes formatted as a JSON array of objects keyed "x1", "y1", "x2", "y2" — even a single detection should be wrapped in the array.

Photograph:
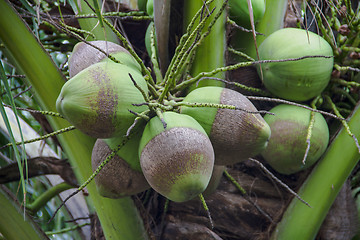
[
  {"x1": 58, "y1": 25, "x2": 334, "y2": 201},
  {"x1": 255, "y1": 28, "x2": 333, "y2": 174},
  {"x1": 57, "y1": 41, "x2": 271, "y2": 202}
]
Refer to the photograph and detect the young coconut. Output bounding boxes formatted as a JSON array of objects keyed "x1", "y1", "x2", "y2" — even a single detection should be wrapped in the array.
[
  {"x1": 139, "y1": 112, "x2": 215, "y2": 202},
  {"x1": 91, "y1": 133, "x2": 150, "y2": 198},
  {"x1": 257, "y1": 28, "x2": 334, "y2": 101},
  {"x1": 56, "y1": 61, "x2": 148, "y2": 138},
  {"x1": 180, "y1": 86, "x2": 271, "y2": 165},
  {"x1": 68, "y1": 40, "x2": 141, "y2": 77},
  {"x1": 261, "y1": 104, "x2": 329, "y2": 175}
]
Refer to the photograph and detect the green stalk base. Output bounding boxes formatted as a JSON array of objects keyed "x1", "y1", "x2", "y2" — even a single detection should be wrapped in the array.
[{"x1": 271, "y1": 103, "x2": 360, "y2": 240}]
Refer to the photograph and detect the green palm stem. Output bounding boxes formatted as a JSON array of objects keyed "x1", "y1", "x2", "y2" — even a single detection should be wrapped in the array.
[
  {"x1": 231, "y1": 0, "x2": 287, "y2": 59},
  {"x1": 255, "y1": 0, "x2": 287, "y2": 46},
  {"x1": 26, "y1": 182, "x2": 74, "y2": 215},
  {"x1": 270, "y1": 102, "x2": 360, "y2": 240},
  {"x1": 0, "y1": 185, "x2": 49, "y2": 240},
  {"x1": 72, "y1": 0, "x2": 119, "y2": 43},
  {"x1": 153, "y1": 0, "x2": 171, "y2": 75},
  {"x1": 0, "y1": 1, "x2": 148, "y2": 239},
  {"x1": 183, "y1": 0, "x2": 226, "y2": 90}
]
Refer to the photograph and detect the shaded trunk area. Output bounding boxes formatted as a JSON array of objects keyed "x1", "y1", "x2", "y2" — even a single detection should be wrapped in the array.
[{"x1": 138, "y1": 160, "x2": 358, "y2": 240}]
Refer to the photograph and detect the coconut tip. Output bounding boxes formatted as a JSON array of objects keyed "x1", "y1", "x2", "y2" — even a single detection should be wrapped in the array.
[{"x1": 165, "y1": 174, "x2": 210, "y2": 202}]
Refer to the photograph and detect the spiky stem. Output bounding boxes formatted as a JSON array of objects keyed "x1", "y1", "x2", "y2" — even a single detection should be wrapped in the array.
[
  {"x1": 199, "y1": 193, "x2": 213, "y2": 229},
  {"x1": 0, "y1": 126, "x2": 75, "y2": 150},
  {"x1": 325, "y1": 95, "x2": 360, "y2": 153},
  {"x1": 26, "y1": 182, "x2": 73, "y2": 215},
  {"x1": 247, "y1": 96, "x2": 344, "y2": 120}
]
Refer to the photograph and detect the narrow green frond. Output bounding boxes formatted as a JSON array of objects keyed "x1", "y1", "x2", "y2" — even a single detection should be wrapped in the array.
[{"x1": 0, "y1": 61, "x2": 27, "y2": 202}]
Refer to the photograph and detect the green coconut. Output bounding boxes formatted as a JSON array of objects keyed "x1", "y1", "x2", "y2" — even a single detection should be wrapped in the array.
[
  {"x1": 68, "y1": 40, "x2": 140, "y2": 77},
  {"x1": 257, "y1": 28, "x2": 334, "y2": 101},
  {"x1": 228, "y1": 0, "x2": 265, "y2": 28},
  {"x1": 139, "y1": 112, "x2": 215, "y2": 202},
  {"x1": 56, "y1": 61, "x2": 148, "y2": 138},
  {"x1": 91, "y1": 133, "x2": 150, "y2": 198},
  {"x1": 261, "y1": 104, "x2": 329, "y2": 175},
  {"x1": 180, "y1": 86, "x2": 271, "y2": 165}
]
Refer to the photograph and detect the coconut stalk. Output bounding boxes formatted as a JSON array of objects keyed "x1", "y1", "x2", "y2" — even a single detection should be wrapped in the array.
[
  {"x1": 71, "y1": 0, "x2": 119, "y2": 43},
  {"x1": 0, "y1": 0, "x2": 147, "y2": 239},
  {"x1": 0, "y1": 185, "x2": 49, "y2": 240},
  {"x1": 255, "y1": 0, "x2": 287, "y2": 45},
  {"x1": 270, "y1": 102, "x2": 360, "y2": 239},
  {"x1": 153, "y1": 0, "x2": 171, "y2": 75},
  {"x1": 231, "y1": 0, "x2": 287, "y2": 59},
  {"x1": 183, "y1": 0, "x2": 226, "y2": 89}
]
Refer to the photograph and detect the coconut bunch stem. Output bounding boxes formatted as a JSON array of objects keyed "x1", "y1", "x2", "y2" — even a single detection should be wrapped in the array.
[
  {"x1": 331, "y1": 78, "x2": 360, "y2": 88},
  {"x1": 101, "y1": 17, "x2": 155, "y2": 87},
  {"x1": 199, "y1": 193, "x2": 214, "y2": 229},
  {"x1": 334, "y1": 65, "x2": 360, "y2": 74},
  {"x1": 170, "y1": 0, "x2": 228, "y2": 86},
  {"x1": 149, "y1": 24, "x2": 163, "y2": 83},
  {"x1": 43, "y1": 18, "x2": 121, "y2": 65},
  {"x1": 74, "y1": 11, "x2": 151, "y2": 20},
  {"x1": 173, "y1": 101, "x2": 273, "y2": 115},
  {"x1": 0, "y1": 126, "x2": 76, "y2": 150},
  {"x1": 2, "y1": 105, "x2": 64, "y2": 118},
  {"x1": 159, "y1": 5, "x2": 217, "y2": 102},
  {"x1": 307, "y1": 1, "x2": 337, "y2": 51},
  {"x1": 57, "y1": 20, "x2": 96, "y2": 40},
  {"x1": 201, "y1": 77, "x2": 270, "y2": 96},
  {"x1": 302, "y1": 96, "x2": 323, "y2": 165},
  {"x1": 227, "y1": 46, "x2": 255, "y2": 61},
  {"x1": 247, "y1": 96, "x2": 344, "y2": 120},
  {"x1": 163, "y1": 0, "x2": 213, "y2": 84},
  {"x1": 174, "y1": 55, "x2": 333, "y2": 92},
  {"x1": 325, "y1": 95, "x2": 360, "y2": 153}
]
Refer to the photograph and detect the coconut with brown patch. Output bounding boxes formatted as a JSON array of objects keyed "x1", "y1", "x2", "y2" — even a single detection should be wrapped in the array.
[
  {"x1": 56, "y1": 61, "x2": 148, "y2": 138},
  {"x1": 91, "y1": 133, "x2": 150, "y2": 198},
  {"x1": 68, "y1": 40, "x2": 141, "y2": 77},
  {"x1": 180, "y1": 86, "x2": 271, "y2": 165},
  {"x1": 261, "y1": 104, "x2": 329, "y2": 175},
  {"x1": 139, "y1": 112, "x2": 215, "y2": 202}
]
